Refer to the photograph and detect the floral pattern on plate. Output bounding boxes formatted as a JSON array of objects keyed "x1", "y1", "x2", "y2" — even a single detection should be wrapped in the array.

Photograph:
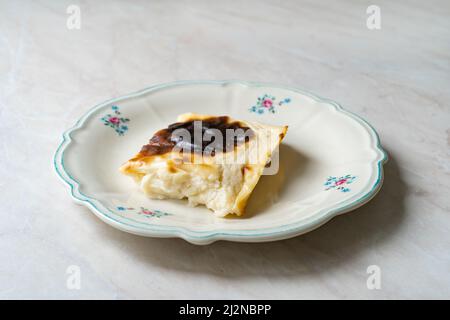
[
  {"x1": 116, "y1": 206, "x2": 171, "y2": 218},
  {"x1": 249, "y1": 94, "x2": 291, "y2": 114},
  {"x1": 324, "y1": 175, "x2": 357, "y2": 193},
  {"x1": 101, "y1": 105, "x2": 130, "y2": 136}
]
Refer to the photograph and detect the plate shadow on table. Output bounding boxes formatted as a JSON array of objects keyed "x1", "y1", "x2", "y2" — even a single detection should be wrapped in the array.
[{"x1": 93, "y1": 147, "x2": 407, "y2": 279}]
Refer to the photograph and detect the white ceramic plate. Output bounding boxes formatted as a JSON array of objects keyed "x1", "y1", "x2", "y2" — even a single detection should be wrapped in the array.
[{"x1": 54, "y1": 80, "x2": 387, "y2": 245}]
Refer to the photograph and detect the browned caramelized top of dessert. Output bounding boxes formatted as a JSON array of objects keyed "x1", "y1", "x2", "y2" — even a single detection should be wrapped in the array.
[{"x1": 139, "y1": 116, "x2": 254, "y2": 156}]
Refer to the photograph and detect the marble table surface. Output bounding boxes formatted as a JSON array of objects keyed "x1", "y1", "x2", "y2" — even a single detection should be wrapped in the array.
[{"x1": 0, "y1": 0, "x2": 449, "y2": 299}]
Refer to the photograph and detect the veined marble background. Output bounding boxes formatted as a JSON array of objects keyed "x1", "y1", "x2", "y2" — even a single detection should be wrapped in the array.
[{"x1": 0, "y1": 0, "x2": 449, "y2": 299}]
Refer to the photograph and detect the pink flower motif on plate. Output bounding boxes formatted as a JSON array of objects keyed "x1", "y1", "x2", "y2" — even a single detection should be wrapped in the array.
[
  {"x1": 249, "y1": 94, "x2": 291, "y2": 114},
  {"x1": 116, "y1": 206, "x2": 171, "y2": 218},
  {"x1": 100, "y1": 105, "x2": 130, "y2": 136},
  {"x1": 324, "y1": 175, "x2": 357, "y2": 193}
]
